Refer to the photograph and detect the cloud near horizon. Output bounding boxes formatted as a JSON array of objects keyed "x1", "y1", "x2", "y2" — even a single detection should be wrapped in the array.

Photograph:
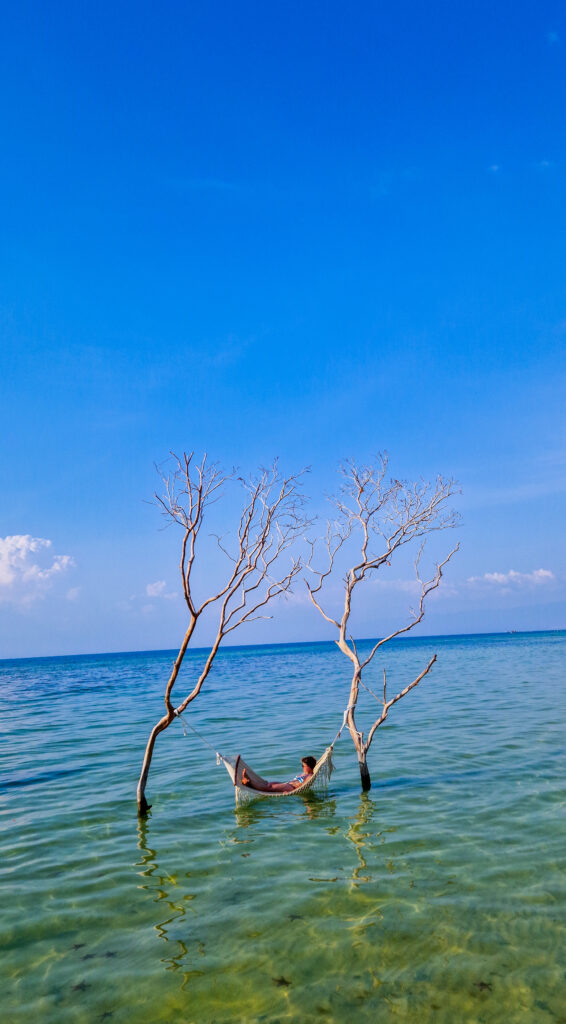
[
  {"x1": 0, "y1": 535, "x2": 75, "y2": 604},
  {"x1": 467, "y1": 568, "x2": 555, "y2": 587}
]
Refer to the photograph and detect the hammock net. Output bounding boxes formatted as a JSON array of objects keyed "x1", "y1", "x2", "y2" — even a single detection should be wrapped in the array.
[{"x1": 217, "y1": 746, "x2": 335, "y2": 805}]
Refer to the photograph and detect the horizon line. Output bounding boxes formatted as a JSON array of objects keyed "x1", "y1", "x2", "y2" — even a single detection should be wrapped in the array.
[{"x1": 1, "y1": 627, "x2": 564, "y2": 664}]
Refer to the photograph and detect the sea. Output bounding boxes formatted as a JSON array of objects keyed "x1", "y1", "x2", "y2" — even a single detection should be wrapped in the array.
[{"x1": 1, "y1": 631, "x2": 565, "y2": 1023}]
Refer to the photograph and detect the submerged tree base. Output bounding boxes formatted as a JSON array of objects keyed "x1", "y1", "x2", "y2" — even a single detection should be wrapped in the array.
[{"x1": 359, "y1": 760, "x2": 372, "y2": 791}]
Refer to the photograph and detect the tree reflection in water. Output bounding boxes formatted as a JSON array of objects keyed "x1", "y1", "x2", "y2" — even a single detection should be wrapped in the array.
[
  {"x1": 345, "y1": 794, "x2": 383, "y2": 888},
  {"x1": 136, "y1": 816, "x2": 203, "y2": 989}
]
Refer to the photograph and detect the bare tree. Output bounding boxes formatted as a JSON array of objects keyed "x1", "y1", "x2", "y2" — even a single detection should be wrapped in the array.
[
  {"x1": 306, "y1": 455, "x2": 459, "y2": 790},
  {"x1": 137, "y1": 452, "x2": 308, "y2": 814}
]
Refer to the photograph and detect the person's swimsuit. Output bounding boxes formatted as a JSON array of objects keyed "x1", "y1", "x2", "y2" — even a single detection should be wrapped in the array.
[{"x1": 291, "y1": 773, "x2": 307, "y2": 784}]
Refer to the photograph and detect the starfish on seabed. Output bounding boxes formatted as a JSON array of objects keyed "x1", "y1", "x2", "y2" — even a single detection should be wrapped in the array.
[{"x1": 272, "y1": 976, "x2": 292, "y2": 987}]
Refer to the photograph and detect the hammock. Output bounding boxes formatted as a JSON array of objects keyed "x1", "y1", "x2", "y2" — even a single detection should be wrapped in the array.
[
  {"x1": 217, "y1": 747, "x2": 335, "y2": 805},
  {"x1": 174, "y1": 706, "x2": 351, "y2": 805}
]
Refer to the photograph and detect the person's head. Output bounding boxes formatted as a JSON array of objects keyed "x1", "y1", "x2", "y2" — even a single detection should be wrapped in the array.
[{"x1": 301, "y1": 755, "x2": 316, "y2": 773}]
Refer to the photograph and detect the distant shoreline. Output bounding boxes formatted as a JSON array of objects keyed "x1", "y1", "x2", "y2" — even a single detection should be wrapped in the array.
[{"x1": 1, "y1": 627, "x2": 564, "y2": 665}]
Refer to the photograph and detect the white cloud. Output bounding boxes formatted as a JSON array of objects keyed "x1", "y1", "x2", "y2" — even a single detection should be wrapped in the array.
[
  {"x1": 145, "y1": 580, "x2": 177, "y2": 599},
  {"x1": 0, "y1": 535, "x2": 75, "y2": 604},
  {"x1": 467, "y1": 568, "x2": 554, "y2": 587},
  {"x1": 146, "y1": 580, "x2": 166, "y2": 597}
]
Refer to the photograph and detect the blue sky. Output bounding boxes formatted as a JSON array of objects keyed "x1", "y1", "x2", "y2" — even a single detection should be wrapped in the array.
[{"x1": 1, "y1": 1, "x2": 565, "y2": 657}]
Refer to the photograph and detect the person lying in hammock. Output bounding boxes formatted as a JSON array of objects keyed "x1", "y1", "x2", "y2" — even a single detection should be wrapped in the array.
[{"x1": 241, "y1": 756, "x2": 317, "y2": 793}]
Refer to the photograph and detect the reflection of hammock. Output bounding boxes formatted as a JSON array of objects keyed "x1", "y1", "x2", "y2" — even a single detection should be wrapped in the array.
[{"x1": 174, "y1": 706, "x2": 351, "y2": 805}]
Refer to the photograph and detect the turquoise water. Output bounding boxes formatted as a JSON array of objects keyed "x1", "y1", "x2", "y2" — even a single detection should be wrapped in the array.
[{"x1": 1, "y1": 631, "x2": 565, "y2": 1023}]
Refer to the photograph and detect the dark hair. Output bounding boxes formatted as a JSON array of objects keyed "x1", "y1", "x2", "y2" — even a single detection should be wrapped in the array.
[{"x1": 301, "y1": 755, "x2": 316, "y2": 770}]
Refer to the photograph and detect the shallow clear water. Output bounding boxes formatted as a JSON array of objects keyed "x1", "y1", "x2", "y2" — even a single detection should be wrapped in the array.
[{"x1": 1, "y1": 631, "x2": 565, "y2": 1023}]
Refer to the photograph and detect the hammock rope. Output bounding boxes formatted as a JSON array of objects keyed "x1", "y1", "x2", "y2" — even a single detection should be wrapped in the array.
[
  {"x1": 174, "y1": 710, "x2": 219, "y2": 754},
  {"x1": 173, "y1": 703, "x2": 355, "y2": 805}
]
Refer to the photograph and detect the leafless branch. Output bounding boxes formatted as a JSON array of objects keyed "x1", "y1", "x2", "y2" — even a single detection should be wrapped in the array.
[
  {"x1": 360, "y1": 544, "x2": 459, "y2": 669},
  {"x1": 364, "y1": 655, "x2": 437, "y2": 749}
]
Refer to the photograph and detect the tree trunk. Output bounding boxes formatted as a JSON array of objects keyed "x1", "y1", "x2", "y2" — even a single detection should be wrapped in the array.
[
  {"x1": 358, "y1": 751, "x2": 371, "y2": 791},
  {"x1": 137, "y1": 715, "x2": 171, "y2": 815}
]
